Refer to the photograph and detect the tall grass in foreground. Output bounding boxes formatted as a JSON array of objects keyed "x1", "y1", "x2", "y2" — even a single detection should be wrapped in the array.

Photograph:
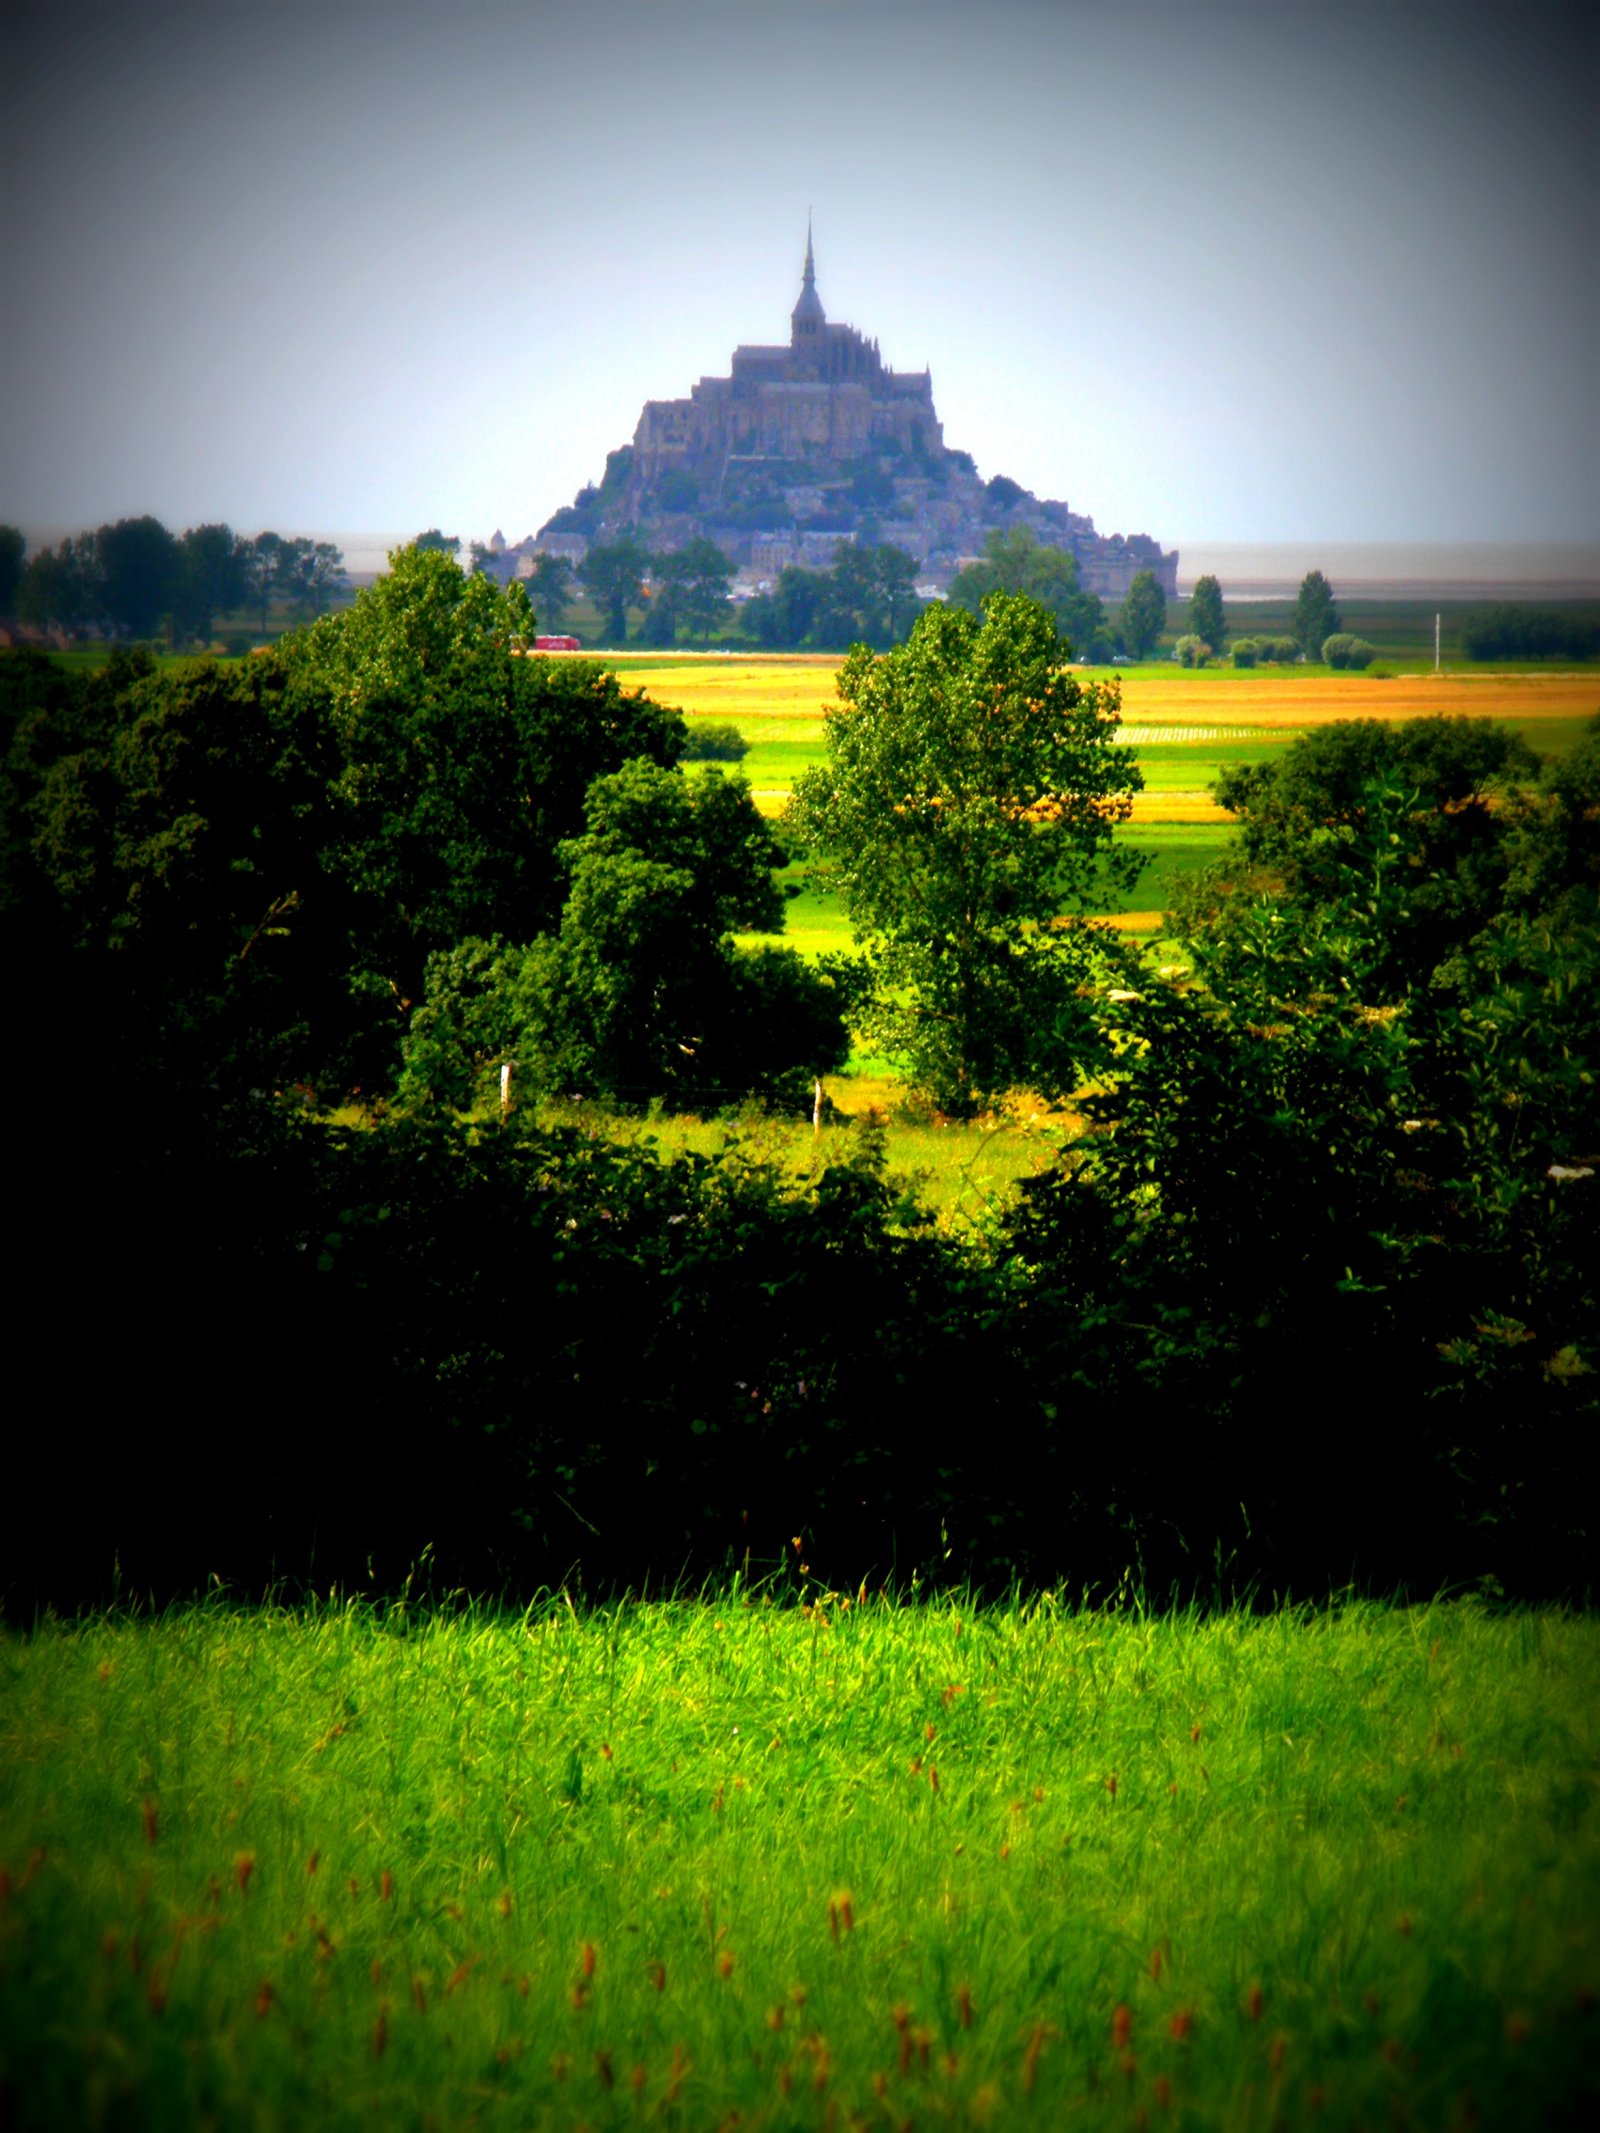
[{"x1": 2, "y1": 1597, "x2": 1595, "y2": 2130}]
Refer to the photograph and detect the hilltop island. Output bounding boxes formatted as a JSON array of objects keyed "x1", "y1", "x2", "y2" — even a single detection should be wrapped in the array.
[{"x1": 532, "y1": 230, "x2": 1178, "y2": 599}]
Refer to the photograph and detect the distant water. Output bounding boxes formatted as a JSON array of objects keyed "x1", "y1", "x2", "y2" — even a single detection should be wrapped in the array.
[{"x1": 1174, "y1": 541, "x2": 1600, "y2": 602}]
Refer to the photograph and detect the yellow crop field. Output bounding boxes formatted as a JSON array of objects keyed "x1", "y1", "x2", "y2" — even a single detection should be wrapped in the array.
[
  {"x1": 609, "y1": 655, "x2": 1597, "y2": 734},
  {"x1": 1109, "y1": 670, "x2": 1600, "y2": 729}
]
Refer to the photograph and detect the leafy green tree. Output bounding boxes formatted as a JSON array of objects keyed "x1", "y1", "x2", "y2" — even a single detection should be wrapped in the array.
[
  {"x1": 242, "y1": 532, "x2": 284, "y2": 635},
  {"x1": 1208, "y1": 714, "x2": 1541, "y2": 988},
  {"x1": 660, "y1": 537, "x2": 735, "y2": 642},
  {"x1": 275, "y1": 537, "x2": 346, "y2": 618},
  {"x1": 412, "y1": 530, "x2": 461, "y2": 555},
  {"x1": 1292, "y1": 569, "x2": 1341, "y2": 660},
  {"x1": 0, "y1": 526, "x2": 24, "y2": 617},
  {"x1": 1187, "y1": 573, "x2": 1227, "y2": 654},
  {"x1": 947, "y1": 528, "x2": 1105, "y2": 656},
  {"x1": 511, "y1": 756, "x2": 846, "y2": 1107},
  {"x1": 96, "y1": 516, "x2": 179, "y2": 638},
  {"x1": 789, "y1": 592, "x2": 1142, "y2": 1115},
  {"x1": 582, "y1": 535, "x2": 653, "y2": 643},
  {"x1": 171, "y1": 523, "x2": 248, "y2": 642},
  {"x1": 527, "y1": 552, "x2": 574, "y2": 633},
  {"x1": 763, "y1": 563, "x2": 827, "y2": 644},
  {"x1": 1119, "y1": 568, "x2": 1166, "y2": 659},
  {"x1": 16, "y1": 537, "x2": 100, "y2": 634}
]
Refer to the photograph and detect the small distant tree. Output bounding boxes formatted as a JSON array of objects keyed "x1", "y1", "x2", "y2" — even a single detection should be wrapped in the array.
[
  {"x1": 97, "y1": 516, "x2": 179, "y2": 639},
  {"x1": 1188, "y1": 574, "x2": 1227, "y2": 654},
  {"x1": 242, "y1": 533, "x2": 284, "y2": 635},
  {"x1": 661, "y1": 537, "x2": 735, "y2": 642},
  {"x1": 1173, "y1": 634, "x2": 1209, "y2": 668},
  {"x1": 948, "y1": 528, "x2": 1105, "y2": 657},
  {"x1": 582, "y1": 535, "x2": 653, "y2": 643},
  {"x1": 1292, "y1": 570, "x2": 1341, "y2": 660},
  {"x1": 1119, "y1": 568, "x2": 1167, "y2": 660},
  {"x1": 413, "y1": 530, "x2": 461, "y2": 555},
  {"x1": 16, "y1": 537, "x2": 100, "y2": 634},
  {"x1": 527, "y1": 553, "x2": 574, "y2": 633},
  {"x1": 0, "y1": 525, "x2": 25, "y2": 617}
]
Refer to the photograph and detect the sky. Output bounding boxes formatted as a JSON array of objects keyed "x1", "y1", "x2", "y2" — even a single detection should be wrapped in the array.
[{"x1": 3, "y1": 0, "x2": 1596, "y2": 568}]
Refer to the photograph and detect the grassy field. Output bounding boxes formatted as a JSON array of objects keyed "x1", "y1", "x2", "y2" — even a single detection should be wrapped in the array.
[
  {"x1": 648, "y1": 656, "x2": 1598, "y2": 959},
  {"x1": 3, "y1": 1598, "x2": 1595, "y2": 2131}
]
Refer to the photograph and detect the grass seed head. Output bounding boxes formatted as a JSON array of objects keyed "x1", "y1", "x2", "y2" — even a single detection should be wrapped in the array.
[
  {"x1": 236, "y1": 1855, "x2": 255, "y2": 1894},
  {"x1": 1111, "y1": 2004, "x2": 1133, "y2": 2048},
  {"x1": 380, "y1": 1869, "x2": 394, "y2": 1902},
  {"x1": 141, "y1": 1799, "x2": 158, "y2": 1845}
]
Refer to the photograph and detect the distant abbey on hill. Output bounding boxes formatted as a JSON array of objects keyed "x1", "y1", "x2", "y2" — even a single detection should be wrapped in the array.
[{"x1": 536, "y1": 230, "x2": 1178, "y2": 598}]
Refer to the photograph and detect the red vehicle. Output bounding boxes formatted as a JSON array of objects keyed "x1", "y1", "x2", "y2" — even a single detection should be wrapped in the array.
[{"x1": 533, "y1": 634, "x2": 580, "y2": 653}]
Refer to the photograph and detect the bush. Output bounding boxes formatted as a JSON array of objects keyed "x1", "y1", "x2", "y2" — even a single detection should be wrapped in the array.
[
  {"x1": 1231, "y1": 638, "x2": 1259, "y2": 669},
  {"x1": 1173, "y1": 634, "x2": 1211, "y2": 668},
  {"x1": 1322, "y1": 633, "x2": 1379, "y2": 670},
  {"x1": 680, "y1": 721, "x2": 750, "y2": 763}
]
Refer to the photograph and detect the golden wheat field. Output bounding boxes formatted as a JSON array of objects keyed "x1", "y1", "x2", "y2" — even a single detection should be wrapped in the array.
[{"x1": 612, "y1": 656, "x2": 1599, "y2": 732}]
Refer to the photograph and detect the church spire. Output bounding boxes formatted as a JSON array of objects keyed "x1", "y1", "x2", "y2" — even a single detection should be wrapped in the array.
[{"x1": 791, "y1": 215, "x2": 825, "y2": 340}]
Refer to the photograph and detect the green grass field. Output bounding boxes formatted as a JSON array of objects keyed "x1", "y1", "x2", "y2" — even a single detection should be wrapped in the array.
[{"x1": 3, "y1": 1598, "x2": 1595, "y2": 2131}]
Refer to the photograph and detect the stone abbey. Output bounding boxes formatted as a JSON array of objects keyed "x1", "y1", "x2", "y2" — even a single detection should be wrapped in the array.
[{"x1": 536, "y1": 232, "x2": 1178, "y2": 599}]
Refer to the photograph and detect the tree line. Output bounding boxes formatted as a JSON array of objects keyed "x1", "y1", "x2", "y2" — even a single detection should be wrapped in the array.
[
  {"x1": 2, "y1": 558, "x2": 1594, "y2": 1616},
  {"x1": 0, "y1": 518, "x2": 346, "y2": 644}
]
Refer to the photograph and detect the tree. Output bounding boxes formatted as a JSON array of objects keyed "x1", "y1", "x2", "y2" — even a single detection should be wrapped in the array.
[
  {"x1": 0, "y1": 526, "x2": 24, "y2": 617},
  {"x1": 511, "y1": 757, "x2": 846, "y2": 1107},
  {"x1": 660, "y1": 537, "x2": 735, "y2": 642},
  {"x1": 274, "y1": 536, "x2": 346, "y2": 618},
  {"x1": 242, "y1": 532, "x2": 284, "y2": 635},
  {"x1": 15, "y1": 537, "x2": 100, "y2": 634},
  {"x1": 1292, "y1": 569, "x2": 1340, "y2": 660},
  {"x1": 527, "y1": 553, "x2": 574, "y2": 633},
  {"x1": 1187, "y1": 573, "x2": 1227, "y2": 654},
  {"x1": 412, "y1": 530, "x2": 461, "y2": 555},
  {"x1": 1207, "y1": 713, "x2": 1541, "y2": 988},
  {"x1": 96, "y1": 516, "x2": 179, "y2": 638},
  {"x1": 947, "y1": 528, "x2": 1105, "y2": 656},
  {"x1": 172, "y1": 523, "x2": 248, "y2": 642},
  {"x1": 788, "y1": 592, "x2": 1143, "y2": 1115},
  {"x1": 1119, "y1": 568, "x2": 1166, "y2": 660},
  {"x1": 582, "y1": 535, "x2": 653, "y2": 643}
]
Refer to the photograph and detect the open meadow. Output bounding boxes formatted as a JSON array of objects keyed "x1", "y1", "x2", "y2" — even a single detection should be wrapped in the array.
[
  {"x1": 624, "y1": 651, "x2": 1599, "y2": 950},
  {"x1": 3, "y1": 1598, "x2": 1595, "y2": 2132}
]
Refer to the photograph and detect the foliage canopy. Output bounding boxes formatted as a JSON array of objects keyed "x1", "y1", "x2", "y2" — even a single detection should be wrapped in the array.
[{"x1": 789, "y1": 591, "x2": 1141, "y2": 1113}]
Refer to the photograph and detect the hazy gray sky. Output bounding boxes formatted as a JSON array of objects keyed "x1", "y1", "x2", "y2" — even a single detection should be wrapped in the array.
[{"x1": 3, "y1": 0, "x2": 1595, "y2": 556}]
